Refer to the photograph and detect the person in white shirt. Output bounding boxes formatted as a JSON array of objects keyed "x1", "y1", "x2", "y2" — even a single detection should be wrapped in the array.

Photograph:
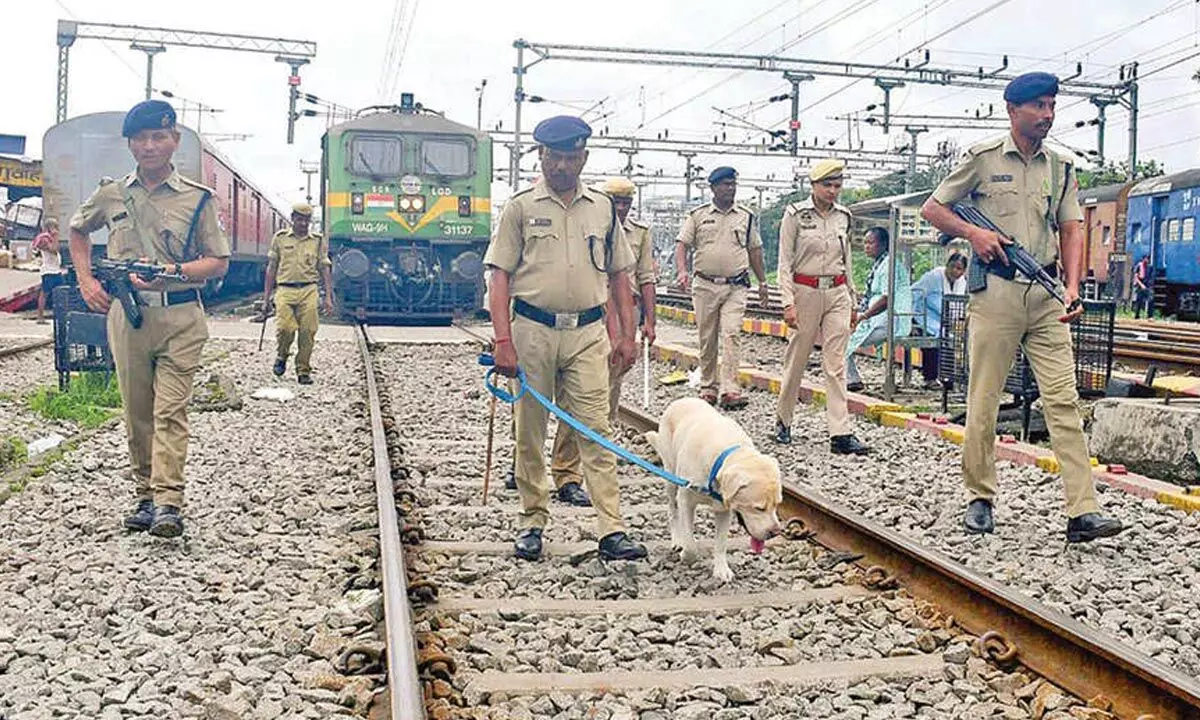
[
  {"x1": 31, "y1": 218, "x2": 63, "y2": 324},
  {"x1": 911, "y1": 252, "x2": 968, "y2": 388}
]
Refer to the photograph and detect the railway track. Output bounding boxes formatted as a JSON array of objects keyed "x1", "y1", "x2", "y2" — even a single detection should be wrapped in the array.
[
  {"x1": 361, "y1": 340, "x2": 1200, "y2": 719},
  {"x1": 657, "y1": 286, "x2": 1200, "y2": 370},
  {"x1": 0, "y1": 337, "x2": 53, "y2": 360}
]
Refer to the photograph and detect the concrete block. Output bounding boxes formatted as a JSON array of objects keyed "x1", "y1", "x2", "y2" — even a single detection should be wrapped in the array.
[
  {"x1": 880, "y1": 411, "x2": 915, "y2": 428},
  {"x1": 1090, "y1": 398, "x2": 1200, "y2": 485}
]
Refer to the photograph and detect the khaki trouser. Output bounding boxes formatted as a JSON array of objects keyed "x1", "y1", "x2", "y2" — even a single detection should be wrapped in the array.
[
  {"x1": 964, "y1": 276, "x2": 1098, "y2": 518},
  {"x1": 108, "y1": 301, "x2": 208, "y2": 508},
  {"x1": 512, "y1": 315, "x2": 625, "y2": 537},
  {"x1": 693, "y1": 277, "x2": 747, "y2": 396},
  {"x1": 275, "y1": 284, "x2": 319, "y2": 374},
  {"x1": 777, "y1": 284, "x2": 852, "y2": 436},
  {"x1": 551, "y1": 348, "x2": 628, "y2": 486}
]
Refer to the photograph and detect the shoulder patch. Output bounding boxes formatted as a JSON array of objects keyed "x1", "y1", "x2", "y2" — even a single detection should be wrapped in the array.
[{"x1": 967, "y1": 136, "x2": 1005, "y2": 156}]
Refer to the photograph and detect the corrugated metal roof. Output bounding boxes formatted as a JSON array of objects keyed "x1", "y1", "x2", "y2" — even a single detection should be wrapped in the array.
[
  {"x1": 1079, "y1": 182, "x2": 1126, "y2": 204},
  {"x1": 1129, "y1": 168, "x2": 1200, "y2": 197},
  {"x1": 325, "y1": 109, "x2": 483, "y2": 139}
]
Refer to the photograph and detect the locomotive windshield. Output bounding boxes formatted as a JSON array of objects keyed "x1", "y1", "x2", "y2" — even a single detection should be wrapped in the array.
[
  {"x1": 420, "y1": 138, "x2": 472, "y2": 177},
  {"x1": 349, "y1": 134, "x2": 403, "y2": 177}
]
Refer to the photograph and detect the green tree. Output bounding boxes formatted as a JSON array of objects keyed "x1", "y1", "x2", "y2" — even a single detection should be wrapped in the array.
[{"x1": 1077, "y1": 159, "x2": 1164, "y2": 189}]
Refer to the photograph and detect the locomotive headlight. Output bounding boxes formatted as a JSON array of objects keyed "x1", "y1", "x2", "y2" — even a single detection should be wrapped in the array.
[
  {"x1": 398, "y1": 197, "x2": 412, "y2": 211},
  {"x1": 351, "y1": 192, "x2": 364, "y2": 215},
  {"x1": 458, "y1": 196, "x2": 472, "y2": 217},
  {"x1": 412, "y1": 195, "x2": 425, "y2": 211},
  {"x1": 452, "y1": 251, "x2": 484, "y2": 279}
]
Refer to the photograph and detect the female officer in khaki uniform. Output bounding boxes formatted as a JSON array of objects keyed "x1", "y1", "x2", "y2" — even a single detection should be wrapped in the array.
[
  {"x1": 262, "y1": 203, "x2": 333, "y2": 384},
  {"x1": 69, "y1": 100, "x2": 230, "y2": 538},
  {"x1": 773, "y1": 159, "x2": 869, "y2": 455}
]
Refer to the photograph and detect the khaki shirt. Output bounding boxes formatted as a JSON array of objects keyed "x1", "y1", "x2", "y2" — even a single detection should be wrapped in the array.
[
  {"x1": 484, "y1": 183, "x2": 634, "y2": 313},
  {"x1": 70, "y1": 168, "x2": 230, "y2": 290},
  {"x1": 625, "y1": 217, "x2": 656, "y2": 292},
  {"x1": 677, "y1": 203, "x2": 762, "y2": 278},
  {"x1": 268, "y1": 228, "x2": 330, "y2": 285},
  {"x1": 931, "y1": 133, "x2": 1083, "y2": 266},
  {"x1": 777, "y1": 197, "x2": 855, "y2": 307}
]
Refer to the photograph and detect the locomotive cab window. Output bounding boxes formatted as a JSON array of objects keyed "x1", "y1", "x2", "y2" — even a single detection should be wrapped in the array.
[
  {"x1": 420, "y1": 138, "x2": 473, "y2": 177},
  {"x1": 349, "y1": 135, "x2": 403, "y2": 178}
]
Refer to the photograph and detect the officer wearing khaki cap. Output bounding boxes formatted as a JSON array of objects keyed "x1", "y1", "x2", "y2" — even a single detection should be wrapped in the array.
[
  {"x1": 921, "y1": 71, "x2": 1124, "y2": 543},
  {"x1": 68, "y1": 99, "x2": 230, "y2": 537},
  {"x1": 773, "y1": 159, "x2": 869, "y2": 455},
  {"x1": 485, "y1": 115, "x2": 648, "y2": 562},
  {"x1": 550, "y1": 176, "x2": 657, "y2": 495},
  {"x1": 674, "y1": 166, "x2": 767, "y2": 410},
  {"x1": 261, "y1": 202, "x2": 333, "y2": 384}
]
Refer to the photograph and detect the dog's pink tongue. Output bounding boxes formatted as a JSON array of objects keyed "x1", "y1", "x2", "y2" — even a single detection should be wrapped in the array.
[{"x1": 749, "y1": 536, "x2": 766, "y2": 555}]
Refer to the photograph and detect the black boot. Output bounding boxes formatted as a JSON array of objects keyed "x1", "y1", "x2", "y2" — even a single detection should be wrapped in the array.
[
  {"x1": 830, "y1": 434, "x2": 869, "y2": 455},
  {"x1": 598, "y1": 531, "x2": 648, "y2": 560},
  {"x1": 772, "y1": 419, "x2": 792, "y2": 445},
  {"x1": 273, "y1": 358, "x2": 287, "y2": 377},
  {"x1": 124, "y1": 499, "x2": 155, "y2": 532},
  {"x1": 513, "y1": 528, "x2": 543, "y2": 561},
  {"x1": 1066, "y1": 513, "x2": 1125, "y2": 543},
  {"x1": 555, "y1": 482, "x2": 592, "y2": 507},
  {"x1": 504, "y1": 463, "x2": 517, "y2": 490},
  {"x1": 963, "y1": 499, "x2": 994, "y2": 534},
  {"x1": 297, "y1": 374, "x2": 313, "y2": 385},
  {"x1": 149, "y1": 505, "x2": 184, "y2": 538},
  {"x1": 846, "y1": 381, "x2": 865, "y2": 393}
]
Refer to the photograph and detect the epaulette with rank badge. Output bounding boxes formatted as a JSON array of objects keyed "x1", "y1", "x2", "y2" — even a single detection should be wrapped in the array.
[
  {"x1": 966, "y1": 135, "x2": 1005, "y2": 157},
  {"x1": 178, "y1": 175, "x2": 216, "y2": 194}
]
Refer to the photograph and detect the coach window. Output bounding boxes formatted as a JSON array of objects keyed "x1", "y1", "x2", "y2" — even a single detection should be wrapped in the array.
[
  {"x1": 1102, "y1": 226, "x2": 1111, "y2": 246},
  {"x1": 349, "y1": 135, "x2": 403, "y2": 178},
  {"x1": 420, "y1": 138, "x2": 472, "y2": 177},
  {"x1": 1169, "y1": 218, "x2": 1181, "y2": 243},
  {"x1": 1184, "y1": 217, "x2": 1196, "y2": 242}
]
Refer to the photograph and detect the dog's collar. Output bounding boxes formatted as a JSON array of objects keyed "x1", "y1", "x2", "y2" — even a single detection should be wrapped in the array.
[{"x1": 706, "y1": 444, "x2": 741, "y2": 500}]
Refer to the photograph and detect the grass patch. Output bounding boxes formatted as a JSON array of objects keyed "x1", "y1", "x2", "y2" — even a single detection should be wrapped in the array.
[
  {"x1": 0, "y1": 391, "x2": 15, "y2": 402},
  {"x1": 27, "y1": 373, "x2": 122, "y2": 428},
  {"x1": 1, "y1": 436, "x2": 28, "y2": 474}
]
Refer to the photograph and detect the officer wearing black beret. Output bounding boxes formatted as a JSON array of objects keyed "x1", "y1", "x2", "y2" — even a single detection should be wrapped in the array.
[
  {"x1": 921, "y1": 72, "x2": 1124, "y2": 543},
  {"x1": 674, "y1": 165, "x2": 767, "y2": 409}
]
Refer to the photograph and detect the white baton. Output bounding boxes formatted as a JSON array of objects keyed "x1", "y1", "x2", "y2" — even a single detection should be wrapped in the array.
[{"x1": 642, "y1": 336, "x2": 650, "y2": 409}]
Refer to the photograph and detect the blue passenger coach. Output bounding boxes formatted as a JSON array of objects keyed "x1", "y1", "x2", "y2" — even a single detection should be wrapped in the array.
[{"x1": 1125, "y1": 169, "x2": 1200, "y2": 318}]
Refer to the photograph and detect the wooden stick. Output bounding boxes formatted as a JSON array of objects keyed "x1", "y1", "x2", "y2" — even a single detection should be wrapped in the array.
[{"x1": 482, "y1": 392, "x2": 498, "y2": 505}]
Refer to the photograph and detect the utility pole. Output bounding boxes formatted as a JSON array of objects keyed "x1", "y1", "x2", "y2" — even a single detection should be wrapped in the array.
[
  {"x1": 619, "y1": 146, "x2": 637, "y2": 178},
  {"x1": 1122, "y1": 62, "x2": 1139, "y2": 180},
  {"x1": 755, "y1": 185, "x2": 765, "y2": 211},
  {"x1": 130, "y1": 43, "x2": 166, "y2": 100},
  {"x1": 784, "y1": 72, "x2": 814, "y2": 156},
  {"x1": 475, "y1": 79, "x2": 487, "y2": 131},
  {"x1": 902, "y1": 126, "x2": 928, "y2": 193},
  {"x1": 299, "y1": 160, "x2": 320, "y2": 205},
  {"x1": 1089, "y1": 96, "x2": 1119, "y2": 165},
  {"x1": 278, "y1": 56, "x2": 310, "y2": 145},
  {"x1": 679, "y1": 151, "x2": 697, "y2": 204},
  {"x1": 873, "y1": 79, "x2": 906, "y2": 134},
  {"x1": 511, "y1": 41, "x2": 526, "y2": 190}
]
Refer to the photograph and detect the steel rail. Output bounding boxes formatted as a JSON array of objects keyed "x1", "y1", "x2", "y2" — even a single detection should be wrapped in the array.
[
  {"x1": 355, "y1": 325, "x2": 426, "y2": 720},
  {"x1": 617, "y1": 401, "x2": 1200, "y2": 719},
  {"x1": 0, "y1": 338, "x2": 53, "y2": 360}
]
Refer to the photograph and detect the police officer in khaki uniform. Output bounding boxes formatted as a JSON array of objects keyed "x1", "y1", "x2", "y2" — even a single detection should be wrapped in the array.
[
  {"x1": 773, "y1": 159, "x2": 869, "y2": 455},
  {"x1": 262, "y1": 203, "x2": 333, "y2": 384},
  {"x1": 921, "y1": 72, "x2": 1124, "y2": 543},
  {"x1": 485, "y1": 115, "x2": 647, "y2": 562},
  {"x1": 550, "y1": 176, "x2": 657, "y2": 495},
  {"x1": 675, "y1": 167, "x2": 768, "y2": 410},
  {"x1": 68, "y1": 100, "x2": 230, "y2": 537}
]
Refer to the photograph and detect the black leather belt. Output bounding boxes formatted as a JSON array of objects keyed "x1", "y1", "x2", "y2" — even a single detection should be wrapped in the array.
[
  {"x1": 696, "y1": 271, "x2": 751, "y2": 287},
  {"x1": 136, "y1": 289, "x2": 201, "y2": 308},
  {"x1": 279, "y1": 281, "x2": 316, "y2": 288},
  {"x1": 513, "y1": 298, "x2": 604, "y2": 329}
]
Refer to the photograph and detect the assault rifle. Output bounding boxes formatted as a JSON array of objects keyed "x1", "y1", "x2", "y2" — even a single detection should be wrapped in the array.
[
  {"x1": 91, "y1": 259, "x2": 188, "y2": 329},
  {"x1": 937, "y1": 203, "x2": 1082, "y2": 314}
]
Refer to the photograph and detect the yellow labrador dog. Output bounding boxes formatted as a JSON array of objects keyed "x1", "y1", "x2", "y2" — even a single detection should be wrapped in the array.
[{"x1": 646, "y1": 397, "x2": 783, "y2": 581}]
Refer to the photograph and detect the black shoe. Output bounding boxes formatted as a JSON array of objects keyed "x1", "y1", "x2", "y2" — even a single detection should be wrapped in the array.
[
  {"x1": 504, "y1": 467, "x2": 517, "y2": 490},
  {"x1": 846, "y1": 381, "x2": 865, "y2": 393},
  {"x1": 555, "y1": 482, "x2": 592, "y2": 507},
  {"x1": 1066, "y1": 513, "x2": 1125, "y2": 543},
  {"x1": 149, "y1": 505, "x2": 184, "y2": 538},
  {"x1": 273, "y1": 359, "x2": 287, "y2": 377},
  {"x1": 297, "y1": 374, "x2": 313, "y2": 385},
  {"x1": 964, "y1": 499, "x2": 994, "y2": 534},
  {"x1": 830, "y1": 434, "x2": 869, "y2": 455},
  {"x1": 598, "y1": 531, "x2": 648, "y2": 561},
  {"x1": 773, "y1": 420, "x2": 792, "y2": 445},
  {"x1": 513, "y1": 528, "x2": 543, "y2": 561},
  {"x1": 124, "y1": 499, "x2": 155, "y2": 532}
]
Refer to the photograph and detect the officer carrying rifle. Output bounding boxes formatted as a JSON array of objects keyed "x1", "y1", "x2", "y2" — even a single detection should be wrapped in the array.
[
  {"x1": 68, "y1": 100, "x2": 231, "y2": 538},
  {"x1": 920, "y1": 72, "x2": 1123, "y2": 544}
]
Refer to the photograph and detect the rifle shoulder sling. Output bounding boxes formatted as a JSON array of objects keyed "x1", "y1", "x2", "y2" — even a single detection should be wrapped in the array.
[{"x1": 183, "y1": 191, "x2": 211, "y2": 261}]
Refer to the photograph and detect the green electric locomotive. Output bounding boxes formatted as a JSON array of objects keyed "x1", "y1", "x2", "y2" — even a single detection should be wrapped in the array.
[{"x1": 321, "y1": 94, "x2": 491, "y2": 323}]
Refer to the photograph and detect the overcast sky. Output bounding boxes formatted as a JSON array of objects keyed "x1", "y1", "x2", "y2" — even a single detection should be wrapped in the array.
[{"x1": 6, "y1": 0, "x2": 1200, "y2": 209}]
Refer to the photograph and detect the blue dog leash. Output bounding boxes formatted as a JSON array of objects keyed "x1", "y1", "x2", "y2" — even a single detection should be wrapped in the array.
[{"x1": 480, "y1": 354, "x2": 733, "y2": 502}]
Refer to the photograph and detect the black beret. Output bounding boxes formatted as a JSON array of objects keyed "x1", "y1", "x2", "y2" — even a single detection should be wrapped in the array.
[
  {"x1": 1003, "y1": 72, "x2": 1059, "y2": 105},
  {"x1": 707, "y1": 166, "x2": 737, "y2": 184},
  {"x1": 533, "y1": 115, "x2": 591, "y2": 151},
  {"x1": 122, "y1": 100, "x2": 176, "y2": 138}
]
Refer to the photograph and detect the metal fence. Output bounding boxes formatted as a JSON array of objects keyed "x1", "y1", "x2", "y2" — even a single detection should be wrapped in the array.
[{"x1": 52, "y1": 285, "x2": 114, "y2": 390}]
